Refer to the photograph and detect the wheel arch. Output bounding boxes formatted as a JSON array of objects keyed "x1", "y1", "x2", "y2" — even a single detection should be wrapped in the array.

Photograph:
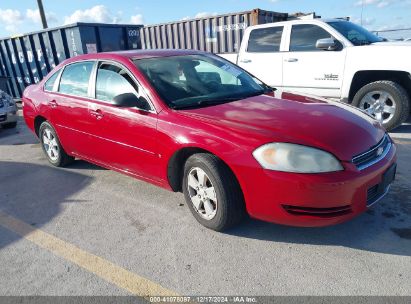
[
  {"x1": 348, "y1": 70, "x2": 411, "y2": 103},
  {"x1": 34, "y1": 115, "x2": 48, "y2": 137},
  {"x1": 167, "y1": 146, "x2": 238, "y2": 193}
]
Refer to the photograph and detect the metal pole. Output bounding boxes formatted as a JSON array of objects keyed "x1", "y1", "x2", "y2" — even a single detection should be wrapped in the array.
[
  {"x1": 37, "y1": 0, "x2": 48, "y2": 29},
  {"x1": 360, "y1": 1, "x2": 364, "y2": 26}
]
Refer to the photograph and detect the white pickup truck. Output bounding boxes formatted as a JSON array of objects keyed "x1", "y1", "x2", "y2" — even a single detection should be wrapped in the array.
[{"x1": 219, "y1": 19, "x2": 411, "y2": 131}]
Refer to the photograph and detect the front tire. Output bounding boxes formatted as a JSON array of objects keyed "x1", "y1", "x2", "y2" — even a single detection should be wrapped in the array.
[
  {"x1": 352, "y1": 81, "x2": 410, "y2": 131},
  {"x1": 182, "y1": 153, "x2": 246, "y2": 231},
  {"x1": 39, "y1": 121, "x2": 74, "y2": 167}
]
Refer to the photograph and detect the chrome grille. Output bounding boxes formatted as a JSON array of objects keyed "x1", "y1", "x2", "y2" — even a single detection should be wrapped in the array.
[{"x1": 352, "y1": 134, "x2": 391, "y2": 170}]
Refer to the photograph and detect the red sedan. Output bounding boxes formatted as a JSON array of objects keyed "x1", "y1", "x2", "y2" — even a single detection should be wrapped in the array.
[{"x1": 23, "y1": 50, "x2": 397, "y2": 231}]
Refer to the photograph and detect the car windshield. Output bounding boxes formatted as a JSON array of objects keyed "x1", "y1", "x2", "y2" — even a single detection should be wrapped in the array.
[
  {"x1": 327, "y1": 21, "x2": 384, "y2": 46},
  {"x1": 133, "y1": 54, "x2": 267, "y2": 109}
]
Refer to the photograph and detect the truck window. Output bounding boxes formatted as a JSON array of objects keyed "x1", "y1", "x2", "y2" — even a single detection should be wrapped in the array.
[
  {"x1": 247, "y1": 27, "x2": 283, "y2": 53},
  {"x1": 290, "y1": 24, "x2": 332, "y2": 52}
]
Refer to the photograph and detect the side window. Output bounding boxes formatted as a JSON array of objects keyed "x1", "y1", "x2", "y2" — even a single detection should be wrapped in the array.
[
  {"x1": 44, "y1": 70, "x2": 60, "y2": 92},
  {"x1": 247, "y1": 27, "x2": 283, "y2": 53},
  {"x1": 58, "y1": 62, "x2": 94, "y2": 97},
  {"x1": 290, "y1": 24, "x2": 332, "y2": 52},
  {"x1": 95, "y1": 63, "x2": 139, "y2": 103}
]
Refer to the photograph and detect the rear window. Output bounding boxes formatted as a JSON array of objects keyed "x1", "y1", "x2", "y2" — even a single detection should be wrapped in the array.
[
  {"x1": 247, "y1": 27, "x2": 283, "y2": 53},
  {"x1": 44, "y1": 70, "x2": 60, "y2": 92}
]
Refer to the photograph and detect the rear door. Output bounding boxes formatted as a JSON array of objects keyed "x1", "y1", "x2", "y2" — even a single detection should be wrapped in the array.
[
  {"x1": 237, "y1": 25, "x2": 285, "y2": 87},
  {"x1": 282, "y1": 23, "x2": 347, "y2": 98},
  {"x1": 47, "y1": 60, "x2": 96, "y2": 156}
]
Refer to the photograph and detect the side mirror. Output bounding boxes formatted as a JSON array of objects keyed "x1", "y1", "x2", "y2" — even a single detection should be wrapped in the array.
[
  {"x1": 263, "y1": 84, "x2": 277, "y2": 95},
  {"x1": 113, "y1": 93, "x2": 151, "y2": 110},
  {"x1": 316, "y1": 38, "x2": 337, "y2": 51}
]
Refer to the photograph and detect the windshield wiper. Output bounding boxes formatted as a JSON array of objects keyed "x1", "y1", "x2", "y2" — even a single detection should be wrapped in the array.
[
  {"x1": 197, "y1": 96, "x2": 242, "y2": 106},
  {"x1": 171, "y1": 97, "x2": 241, "y2": 110},
  {"x1": 171, "y1": 90, "x2": 266, "y2": 110}
]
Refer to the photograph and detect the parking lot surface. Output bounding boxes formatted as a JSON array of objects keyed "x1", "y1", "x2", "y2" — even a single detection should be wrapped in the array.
[{"x1": 0, "y1": 114, "x2": 410, "y2": 296}]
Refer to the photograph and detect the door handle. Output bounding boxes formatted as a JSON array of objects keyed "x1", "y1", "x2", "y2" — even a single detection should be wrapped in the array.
[
  {"x1": 49, "y1": 100, "x2": 58, "y2": 108},
  {"x1": 285, "y1": 58, "x2": 298, "y2": 62},
  {"x1": 239, "y1": 59, "x2": 252, "y2": 63},
  {"x1": 90, "y1": 109, "x2": 104, "y2": 119}
]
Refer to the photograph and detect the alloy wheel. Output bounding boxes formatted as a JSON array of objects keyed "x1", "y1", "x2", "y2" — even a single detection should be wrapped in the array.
[
  {"x1": 187, "y1": 167, "x2": 218, "y2": 220},
  {"x1": 359, "y1": 90, "x2": 396, "y2": 124},
  {"x1": 42, "y1": 128, "x2": 60, "y2": 161}
]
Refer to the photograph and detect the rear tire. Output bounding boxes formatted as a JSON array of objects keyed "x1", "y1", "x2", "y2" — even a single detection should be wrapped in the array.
[
  {"x1": 352, "y1": 81, "x2": 410, "y2": 131},
  {"x1": 39, "y1": 121, "x2": 74, "y2": 167},
  {"x1": 2, "y1": 122, "x2": 17, "y2": 129},
  {"x1": 182, "y1": 153, "x2": 246, "y2": 231}
]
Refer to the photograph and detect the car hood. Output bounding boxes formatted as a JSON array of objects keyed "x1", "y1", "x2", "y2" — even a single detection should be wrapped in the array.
[
  {"x1": 177, "y1": 94, "x2": 385, "y2": 161},
  {"x1": 372, "y1": 41, "x2": 411, "y2": 46},
  {"x1": 347, "y1": 43, "x2": 411, "y2": 72}
]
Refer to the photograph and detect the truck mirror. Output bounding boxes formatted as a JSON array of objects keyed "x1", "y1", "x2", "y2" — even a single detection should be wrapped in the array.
[{"x1": 316, "y1": 38, "x2": 337, "y2": 51}]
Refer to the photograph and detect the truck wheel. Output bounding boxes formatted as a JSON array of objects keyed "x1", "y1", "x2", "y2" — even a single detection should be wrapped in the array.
[
  {"x1": 352, "y1": 81, "x2": 410, "y2": 131},
  {"x1": 182, "y1": 153, "x2": 246, "y2": 231},
  {"x1": 39, "y1": 121, "x2": 74, "y2": 167}
]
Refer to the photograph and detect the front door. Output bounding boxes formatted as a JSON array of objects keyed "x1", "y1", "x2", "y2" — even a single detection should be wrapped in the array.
[
  {"x1": 86, "y1": 61, "x2": 161, "y2": 181},
  {"x1": 282, "y1": 24, "x2": 347, "y2": 98}
]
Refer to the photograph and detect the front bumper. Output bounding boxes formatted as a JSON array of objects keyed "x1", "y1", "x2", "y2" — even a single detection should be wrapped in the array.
[
  {"x1": 235, "y1": 142, "x2": 397, "y2": 227},
  {"x1": 0, "y1": 105, "x2": 18, "y2": 126}
]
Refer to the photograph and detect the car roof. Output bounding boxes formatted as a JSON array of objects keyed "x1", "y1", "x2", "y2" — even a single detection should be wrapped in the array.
[
  {"x1": 117, "y1": 49, "x2": 206, "y2": 59},
  {"x1": 249, "y1": 18, "x2": 346, "y2": 29},
  {"x1": 64, "y1": 49, "x2": 206, "y2": 64}
]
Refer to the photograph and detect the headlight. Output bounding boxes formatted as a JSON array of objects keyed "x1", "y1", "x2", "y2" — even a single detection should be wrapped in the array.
[{"x1": 253, "y1": 143, "x2": 343, "y2": 173}]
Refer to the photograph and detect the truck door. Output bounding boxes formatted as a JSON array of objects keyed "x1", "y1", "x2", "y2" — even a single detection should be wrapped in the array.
[
  {"x1": 282, "y1": 23, "x2": 347, "y2": 98},
  {"x1": 237, "y1": 25, "x2": 284, "y2": 88}
]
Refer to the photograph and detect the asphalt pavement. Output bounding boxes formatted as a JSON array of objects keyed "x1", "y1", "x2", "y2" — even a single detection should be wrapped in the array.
[{"x1": 0, "y1": 114, "x2": 410, "y2": 296}]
